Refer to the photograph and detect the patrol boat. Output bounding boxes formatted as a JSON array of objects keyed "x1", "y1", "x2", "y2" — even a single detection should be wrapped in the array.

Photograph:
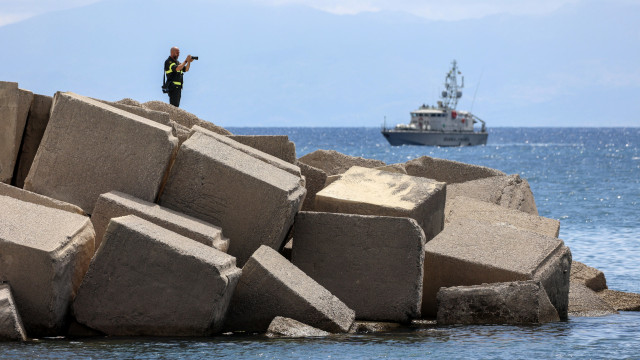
[{"x1": 381, "y1": 60, "x2": 488, "y2": 146}]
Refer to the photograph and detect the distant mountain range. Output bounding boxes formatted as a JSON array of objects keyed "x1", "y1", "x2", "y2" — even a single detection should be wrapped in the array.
[{"x1": 2, "y1": 0, "x2": 638, "y2": 127}]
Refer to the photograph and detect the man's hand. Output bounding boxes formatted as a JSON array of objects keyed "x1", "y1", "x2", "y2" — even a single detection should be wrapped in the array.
[{"x1": 186, "y1": 55, "x2": 193, "y2": 62}]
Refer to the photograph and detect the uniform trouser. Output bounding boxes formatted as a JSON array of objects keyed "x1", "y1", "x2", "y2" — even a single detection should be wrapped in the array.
[{"x1": 168, "y1": 86, "x2": 182, "y2": 107}]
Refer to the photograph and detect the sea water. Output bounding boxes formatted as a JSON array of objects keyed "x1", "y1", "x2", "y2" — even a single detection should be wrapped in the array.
[{"x1": 1, "y1": 127, "x2": 638, "y2": 359}]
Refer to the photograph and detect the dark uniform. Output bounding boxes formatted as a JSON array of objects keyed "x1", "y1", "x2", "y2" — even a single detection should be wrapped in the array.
[{"x1": 164, "y1": 56, "x2": 184, "y2": 107}]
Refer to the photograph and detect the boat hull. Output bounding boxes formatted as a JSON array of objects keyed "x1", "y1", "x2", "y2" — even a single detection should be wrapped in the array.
[{"x1": 381, "y1": 130, "x2": 488, "y2": 147}]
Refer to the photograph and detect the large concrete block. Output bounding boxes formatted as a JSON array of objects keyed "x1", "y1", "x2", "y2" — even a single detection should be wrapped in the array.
[
  {"x1": 1, "y1": 82, "x2": 33, "y2": 184},
  {"x1": 23, "y1": 92, "x2": 178, "y2": 214},
  {"x1": 99, "y1": 99, "x2": 171, "y2": 126},
  {"x1": 142, "y1": 100, "x2": 232, "y2": 135},
  {"x1": 423, "y1": 219, "x2": 571, "y2": 319},
  {"x1": 72, "y1": 215, "x2": 241, "y2": 336},
  {"x1": 266, "y1": 316, "x2": 330, "y2": 338},
  {"x1": 446, "y1": 196, "x2": 559, "y2": 237},
  {"x1": 224, "y1": 246, "x2": 355, "y2": 333},
  {"x1": 571, "y1": 261, "x2": 608, "y2": 292},
  {"x1": 446, "y1": 174, "x2": 538, "y2": 215},
  {"x1": 0, "y1": 182, "x2": 85, "y2": 215},
  {"x1": 0, "y1": 195, "x2": 95, "y2": 336},
  {"x1": 0, "y1": 284, "x2": 27, "y2": 341},
  {"x1": 229, "y1": 135, "x2": 297, "y2": 164},
  {"x1": 403, "y1": 155, "x2": 506, "y2": 184},
  {"x1": 568, "y1": 283, "x2": 617, "y2": 317},
  {"x1": 298, "y1": 162, "x2": 327, "y2": 211},
  {"x1": 191, "y1": 126, "x2": 301, "y2": 177},
  {"x1": 92, "y1": 191, "x2": 228, "y2": 251},
  {"x1": 314, "y1": 166, "x2": 446, "y2": 241},
  {"x1": 159, "y1": 132, "x2": 306, "y2": 266},
  {"x1": 597, "y1": 289, "x2": 640, "y2": 311},
  {"x1": 13, "y1": 94, "x2": 52, "y2": 188},
  {"x1": 292, "y1": 212, "x2": 426, "y2": 322},
  {"x1": 437, "y1": 281, "x2": 560, "y2": 325},
  {"x1": 298, "y1": 149, "x2": 386, "y2": 176}
]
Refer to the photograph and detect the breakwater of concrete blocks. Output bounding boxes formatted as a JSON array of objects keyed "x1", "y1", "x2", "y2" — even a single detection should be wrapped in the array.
[{"x1": 1, "y1": 81, "x2": 639, "y2": 341}]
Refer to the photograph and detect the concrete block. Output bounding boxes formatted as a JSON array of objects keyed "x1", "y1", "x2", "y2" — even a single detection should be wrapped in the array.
[
  {"x1": 91, "y1": 191, "x2": 228, "y2": 251},
  {"x1": 597, "y1": 289, "x2": 640, "y2": 311},
  {"x1": 314, "y1": 166, "x2": 446, "y2": 240},
  {"x1": 446, "y1": 196, "x2": 559, "y2": 237},
  {"x1": 0, "y1": 182, "x2": 85, "y2": 215},
  {"x1": 159, "y1": 132, "x2": 306, "y2": 266},
  {"x1": 292, "y1": 212, "x2": 426, "y2": 322},
  {"x1": 24, "y1": 92, "x2": 178, "y2": 214},
  {"x1": 228, "y1": 135, "x2": 297, "y2": 164},
  {"x1": 13, "y1": 94, "x2": 52, "y2": 188},
  {"x1": 403, "y1": 155, "x2": 505, "y2": 184},
  {"x1": 191, "y1": 126, "x2": 301, "y2": 177},
  {"x1": 0, "y1": 195, "x2": 95, "y2": 336},
  {"x1": 142, "y1": 100, "x2": 232, "y2": 135},
  {"x1": 374, "y1": 163, "x2": 408, "y2": 174},
  {"x1": 266, "y1": 316, "x2": 330, "y2": 337},
  {"x1": 72, "y1": 215, "x2": 241, "y2": 336},
  {"x1": 568, "y1": 283, "x2": 618, "y2": 317},
  {"x1": 0, "y1": 284, "x2": 27, "y2": 341},
  {"x1": 298, "y1": 149, "x2": 385, "y2": 176},
  {"x1": 1, "y1": 82, "x2": 33, "y2": 184},
  {"x1": 423, "y1": 219, "x2": 571, "y2": 319},
  {"x1": 224, "y1": 246, "x2": 355, "y2": 333},
  {"x1": 571, "y1": 261, "x2": 607, "y2": 292},
  {"x1": 446, "y1": 174, "x2": 538, "y2": 215},
  {"x1": 98, "y1": 99, "x2": 171, "y2": 126},
  {"x1": 298, "y1": 162, "x2": 327, "y2": 211},
  {"x1": 437, "y1": 281, "x2": 560, "y2": 324}
]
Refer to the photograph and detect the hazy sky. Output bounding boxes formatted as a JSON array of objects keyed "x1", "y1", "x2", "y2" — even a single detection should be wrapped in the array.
[
  {"x1": 0, "y1": 0, "x2": 584, "y2": 26},
  {"x1": 2, "y1": 0, "x2": 639, "y2": 127}
]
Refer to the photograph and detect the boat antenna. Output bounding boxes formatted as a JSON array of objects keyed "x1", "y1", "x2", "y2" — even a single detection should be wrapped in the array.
[{"x1": 470, "y1": 67, "x2": 484, "y2": 113}]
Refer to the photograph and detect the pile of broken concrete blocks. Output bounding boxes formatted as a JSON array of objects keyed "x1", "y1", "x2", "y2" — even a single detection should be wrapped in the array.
[{"x1": 1, "y1": 81, "x2": 638, "y2": 341}]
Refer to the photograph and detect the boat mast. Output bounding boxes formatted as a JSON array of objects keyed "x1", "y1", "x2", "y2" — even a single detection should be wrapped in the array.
[{"x1": 441, "y1": 60, "x2": 463, "y2": 110}]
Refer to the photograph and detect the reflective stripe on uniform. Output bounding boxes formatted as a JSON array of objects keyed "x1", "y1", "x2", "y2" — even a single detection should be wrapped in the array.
[{"x1": 173, "y1": 81, "x2": 182, "y2": 85}]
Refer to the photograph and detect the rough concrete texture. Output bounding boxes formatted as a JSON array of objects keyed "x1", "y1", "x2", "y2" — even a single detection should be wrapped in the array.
[
  {"x1": 374, "y1": 163, "x2": 408, "y2": 174},
  {"x1": 403, "y1": 155, "x2": 506, "y2": 184},
  {"x1": 597, "y1": 289, "x2": 640, "y2": 311},
  {"x1": 100, "y1": 100, "x2": 171, "y2": 126},
  {"x1": 298, "y1": 149, "x2": 386, "y2": 176},
  {"x1": 348, "y1": 321, "x2": 402, "y2": 334},
  {"x1": 292, "y1": 212, "x2": 426, "y2": 322},
  {"x1": 140, "y1": 100, "x2": 232, "y2": 135},
  {"x1": 1, "y1": 82, "x2": 33, "y2": 184},
  {"x1": 298, "y1": 162, "x2": 327, "y2": 211},
  {"x1": 266, "y1": 316, "x2": 330, "y2": 337},
  {"x1": 13, "y1": 94, "x2": 52, "y2": 188},
  {"x1": 568, "y1": 283, "x2": 618, "y2": 317},
  {"x1": 0, "y1": 182, "x2": 85, "y2": 215},
  {"x1": 192, "y1": 126, "x2": 302, "y2": 177},
  {"x1": 0, "y1": 195, "x2": 95, "y2": 336},
  {"x1": 170, "y1": 120, "x2": 191, "y2": 145},
  {"x1": 224, "y1": 246, "x2": 355, "y2": 333},
  {"x1": 229, "y1": 135, "x2": 297, "y2": 164},
  {"x1": 159, "y1": 132, "x2": 306, "y2": 266},
  {"x1": 423, "y1": 219, "x2": 571, "y2": 319},
  {"x1": 437, "y1": 281, "x2": 560, "y2": 325},
  {"x1": 571, "y1": 261, "x2": 608, "y2": 292},
  {"x1": 92, "y1": 191, "x2": 228, "y2": 251},
  {"x1": 0, "y1": 284, "x2": 27, "y2": 341},
  {"x1": 314, "y1": 166, "x2": 446, "y2": 241},
  {"x1": 446, "y1": 196, "x2": 560, "y2": 238},
  {"x1": 73, "y1": 215, "x2": 241, "y2": 336},
  {"x1": 446, "y1": 174, "x2": 538, "y2": 215},
  {"x1": 24, "y1": 92, "x2": 178, "y2": 214}
]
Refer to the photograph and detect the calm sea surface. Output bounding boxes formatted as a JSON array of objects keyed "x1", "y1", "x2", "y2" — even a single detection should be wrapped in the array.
[{"x1": 2, "y1": 127, "x2": 639, "y2": 359}]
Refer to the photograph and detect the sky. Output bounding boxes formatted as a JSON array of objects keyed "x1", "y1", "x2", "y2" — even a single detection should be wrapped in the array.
[{"x1": 1, "y1": 0, "x2": 639, "y2": 127}]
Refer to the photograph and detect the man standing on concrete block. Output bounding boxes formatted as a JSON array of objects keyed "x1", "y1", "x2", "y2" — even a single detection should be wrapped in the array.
[
  {"x1": 292, "y1": 212, "x2": 426, "y2": 323},
  {"x1": 164, "y1": 46, "x2": 195, "y2": 107}
]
